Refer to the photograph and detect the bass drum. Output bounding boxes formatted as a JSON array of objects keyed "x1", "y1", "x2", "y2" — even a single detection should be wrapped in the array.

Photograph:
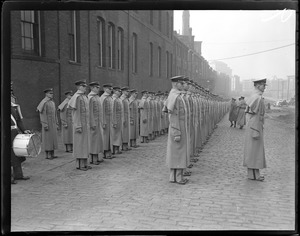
[{"x1": 13, "y1": 133, "x2": 41, "y2": 157}]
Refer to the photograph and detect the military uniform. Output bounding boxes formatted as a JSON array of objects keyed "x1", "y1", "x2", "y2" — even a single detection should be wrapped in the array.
[
  {"x1": 68, "y1": 81, "x2": 91, "y2": 171},
  {"x1": 37, "y1": 88, "x2": 59, "y2": 159},
  {"x1": 58, "y1": 91, "x2": 73, "y2": 152}
]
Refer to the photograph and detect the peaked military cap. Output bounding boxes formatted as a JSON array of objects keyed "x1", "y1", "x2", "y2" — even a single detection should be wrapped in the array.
[
  {"x1": 64, "y1": 90, "x2": 73, "y2": 95},
  {"x1": 129, "y1": 89, "x2": 137, "y2": 93},
  {"x1": 113, "y1": 86, "x2": 121, "y2": 90},
  {"x1": 75, "y1": 80, "x2": 87, "y2": 86},
  {"x1": 253, "y1": 78, "x2": 267, "y2": 85},
  {"x1": 103, "y1": 83, "x2": 113, "y2": 88},
  {"x1": 89, "y1": 82, "x2": 100, "y2": 87},
  {"x1": 44, "y1": 88, "x2": 53, "y2": 93},
  {"x1": 170, "y1": 75, "x2": 184, "y2": 82},
  {"x1": 121, "y1": 86, "x2": 129, "y2": 91}
]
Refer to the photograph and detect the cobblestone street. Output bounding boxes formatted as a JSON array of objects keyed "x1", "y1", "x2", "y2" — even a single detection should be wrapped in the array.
[{"x1": 11, "y1": 109, "x2": 296, "y2": 231}]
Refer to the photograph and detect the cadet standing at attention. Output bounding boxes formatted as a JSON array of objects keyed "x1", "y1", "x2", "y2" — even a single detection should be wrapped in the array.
[
  {"x1": 165, "y1": 76, "x2": 189, "y2": 185},
  {"x1": 111, "y1": 86, "x2": 123, "y2": 155},
  {"x1": 120, "y1": 86, "x2": 131, "y2": 151},
  {"x1": 58, "y1": 90, "x2": 73, "y2": 153},
  {"x1": 88, "y1": 82, "x2": 103, "y2": 165},
  {"x1": 68, "y1": 80, "x2": 91, "y2": 171},
  {"x1": 100, "y1": 83, "x2": 114, "y2": 159},
  {"x1": 128, "y1": 89, "x2": 139, "y2": 148},
  {"x1": 139, "y1": 90, "x2": 149, "y2": 143},
  {"x1": 37, "y1": 88, "x2": 59, "y2": 160}
]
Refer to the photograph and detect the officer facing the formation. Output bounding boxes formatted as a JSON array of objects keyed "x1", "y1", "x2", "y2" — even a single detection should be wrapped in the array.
[
  {"x1": 58, "y1": 90, "x2": 74, "y2": 153},
  {"x1": 120, "y1": 86, "x2": 131, "y2": 151},
  {"x1": 11, "y1": 82, "x2": 31, "y2": 183},
  {"x1": 165, "y1": 76, "x2": 189, "y2": 185},
  {"x1": 128, "y1": 89, "x2": 139, "y2": 148},
  {"x1": 37, "y1": 88, "x2": 59, "y2": 159},
  {"x1": 68, "y1": 80, "x2": 91, "y2": 171},
  {"x1": 88, "y1": 82, "x2": 103, "y2": 165},
  {"x1": 99, "y1": 83, "x2": 114, "y2": 159},
  {"x1": 243, "y1": 78, "x2": 267, "y2": 181}
]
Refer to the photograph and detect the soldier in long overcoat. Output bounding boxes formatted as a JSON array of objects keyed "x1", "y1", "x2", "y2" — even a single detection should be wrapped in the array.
[
  {"x1": 139, "y1": 90, "x2": 149, "y2": 143},
  {"x1": 88, "y1": 82, "x2": 103, "y2": 165},
  {"x1": 166, "y1": 76, "x2": 189, "y2": 185},
  {"x1": 37, "y1": 88, "x2": 59, "y2": 159},
  {"x1": 100, "y1": 84, "x2": 114, "y2": 159},
  {"x1": 243, "y1": 79, "x2": 267, "y2": 181},
  {"x1": 147, "y1": 93, "x2": 154, "y2": 140},
  {"x1": 68, "y1": 80, "x2": 90, "y2": 171},
  {"x1": 236, "y1": 96, "x2": 247, "y2": 129},
  {"x1": 229, "y1": 98, "x2": 238, "y2": 127},
  {"x1": 128, "y1": 89, "x2": 139, "y2": 148},
  {"x1": 111, "y1": 86, "x2": 123, "y2": 154},
  {"x1": 120, "y1": 87, "x2": 131, "y2": 151},
  {"x1": 58, "y1": 90, "x2": 73, "y2": 152}
]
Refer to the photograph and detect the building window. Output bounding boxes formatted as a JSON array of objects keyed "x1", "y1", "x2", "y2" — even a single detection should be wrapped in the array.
[
  {"x1": 97, "y1": 17, "x2": 105, "y2": 67},
  {"x1": 158, "y1": 11, "x2": 162, "y2": 31},
  {"x1": 150, "y1": 11, "x2": 153, "y2": 25},
  {"x1": 108, "y1": 22, "x2": 115, "y2": 69},
  {"x1": 132, "y1": 33, "x2": 137, "y2": 73},
  {"x1": 158, "y1": 46, "x2": 161, "y2": 77},
  {"x1": 69, "y1": 11, "x2": 80, "y2": 62},
  {"x1": 117, "y1": 27, "x2": 124, "y2": 71},
  {"x1": 20, "y1": 10, "x2": 41, "y2": 56},
  {"x1": 166, "y1": 12, "x2": 169, "y2": 38},
  {"x1": 166, "y1": 51, "x2": 169, "y2": 78},
  {"x1": 149, "y1": 42, "x2": 153, "y2": 76}
]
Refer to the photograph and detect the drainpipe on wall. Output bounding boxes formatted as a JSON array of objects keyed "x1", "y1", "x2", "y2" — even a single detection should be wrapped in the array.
[
  {"x1": 88, "y1": 11, "x2": 91, "y2": 84},
  {"x1": 127, "y1": 10, "x2": 130, "y2": 87},
  {"x1": 57, "y1": 11, "x2": 61, "y2": 103}
]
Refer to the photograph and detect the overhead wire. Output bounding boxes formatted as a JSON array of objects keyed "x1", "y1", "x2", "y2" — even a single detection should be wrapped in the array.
[{"x1": 208, "y1": 43, "x2": 295, "y2": 61}]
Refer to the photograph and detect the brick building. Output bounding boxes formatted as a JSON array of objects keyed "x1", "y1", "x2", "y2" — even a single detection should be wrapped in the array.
[
  {"x1": 10, "y1": 10, "x2": 228, "y2": 130},
  {"x1": 11, "y1": 10, "x2": 175, "y2": 129}
]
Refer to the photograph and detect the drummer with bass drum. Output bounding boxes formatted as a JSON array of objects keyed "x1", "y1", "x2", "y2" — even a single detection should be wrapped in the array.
[{"x1": 11, "y1": 82, "x2": 31, "y2": 184}]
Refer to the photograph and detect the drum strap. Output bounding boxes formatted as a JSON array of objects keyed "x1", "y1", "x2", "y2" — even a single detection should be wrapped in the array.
[{"x1": 11, "y1": 114, "x2": 18, "y2": 130}]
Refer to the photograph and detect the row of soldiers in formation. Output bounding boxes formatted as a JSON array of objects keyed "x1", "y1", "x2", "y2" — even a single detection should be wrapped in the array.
[
  {"x1": 37, "y1": 81, "x2": 171, "y2": 171},
  {"x1": 36, "y1": 77, "x2": 229, "y2": 173},
  {"x1": 164, "y1": 75, "x2": 229, "y2": 184}
]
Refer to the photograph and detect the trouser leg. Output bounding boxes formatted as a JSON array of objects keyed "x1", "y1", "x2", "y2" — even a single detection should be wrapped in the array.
[
  {"x1": 169, "y1": 169, "x2": 184, "y2": 183},
  {"x1": 247, "y1": 168, "x2": 260, "y2": 179}
]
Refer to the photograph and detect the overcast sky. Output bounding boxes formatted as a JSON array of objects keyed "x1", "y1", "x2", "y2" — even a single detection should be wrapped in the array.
[{"x1": 174, "y1": 10, "x2": 296, "y2": 81}]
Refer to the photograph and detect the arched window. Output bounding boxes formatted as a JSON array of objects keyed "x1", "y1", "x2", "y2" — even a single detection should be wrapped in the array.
[
  {"x1": 108, "y1": 22, "x2": 115, "y2": 69},
  {"x1": 117, "y1": 27, "x2": 124, "y2": 70},
  {"x1": 132, "y1": 33, "x2": 137, "y2": 73},
  {"x1": 149, "y1": 42, "x2": 153, "y2": 76},
  {"x1": 158, "y1": 46, "x2": 161, "y2": 77},
  {"x1": 97, "y1": 17, "x2": 105, "y2": 67}
]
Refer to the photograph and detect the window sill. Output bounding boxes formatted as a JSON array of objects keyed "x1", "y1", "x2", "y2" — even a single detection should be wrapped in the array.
[
  {"x1": 68, "y1": 60, "x2": 81, "y2": 66},
  {"x1": 12, "y1": 54, "x2": 59, "y2": 63}
]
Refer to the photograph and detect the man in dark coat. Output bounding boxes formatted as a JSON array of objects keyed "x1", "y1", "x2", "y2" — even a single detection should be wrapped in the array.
[{"x1": 11, "y1": 82, "x2": 31, "y2": 183}]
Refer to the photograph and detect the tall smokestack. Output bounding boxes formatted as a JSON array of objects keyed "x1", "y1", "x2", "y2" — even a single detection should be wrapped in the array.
[{"x1": 182, "y1": 10, "x2": 190, "y2": 36}]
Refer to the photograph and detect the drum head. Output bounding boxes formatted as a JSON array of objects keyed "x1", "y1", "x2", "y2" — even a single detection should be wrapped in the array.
[{"x1": 27, "y1": 134, "x2": 41, "y2": 157}]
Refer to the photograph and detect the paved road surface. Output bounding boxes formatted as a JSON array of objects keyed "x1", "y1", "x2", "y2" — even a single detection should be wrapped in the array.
[{"x1": 11, "y1": 109, "x2": 296, "y2": 231}]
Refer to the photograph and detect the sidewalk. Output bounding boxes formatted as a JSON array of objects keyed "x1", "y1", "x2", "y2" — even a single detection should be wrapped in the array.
[{"x1": 11, "y1": 112, "x2": 295, "y2": 231}]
